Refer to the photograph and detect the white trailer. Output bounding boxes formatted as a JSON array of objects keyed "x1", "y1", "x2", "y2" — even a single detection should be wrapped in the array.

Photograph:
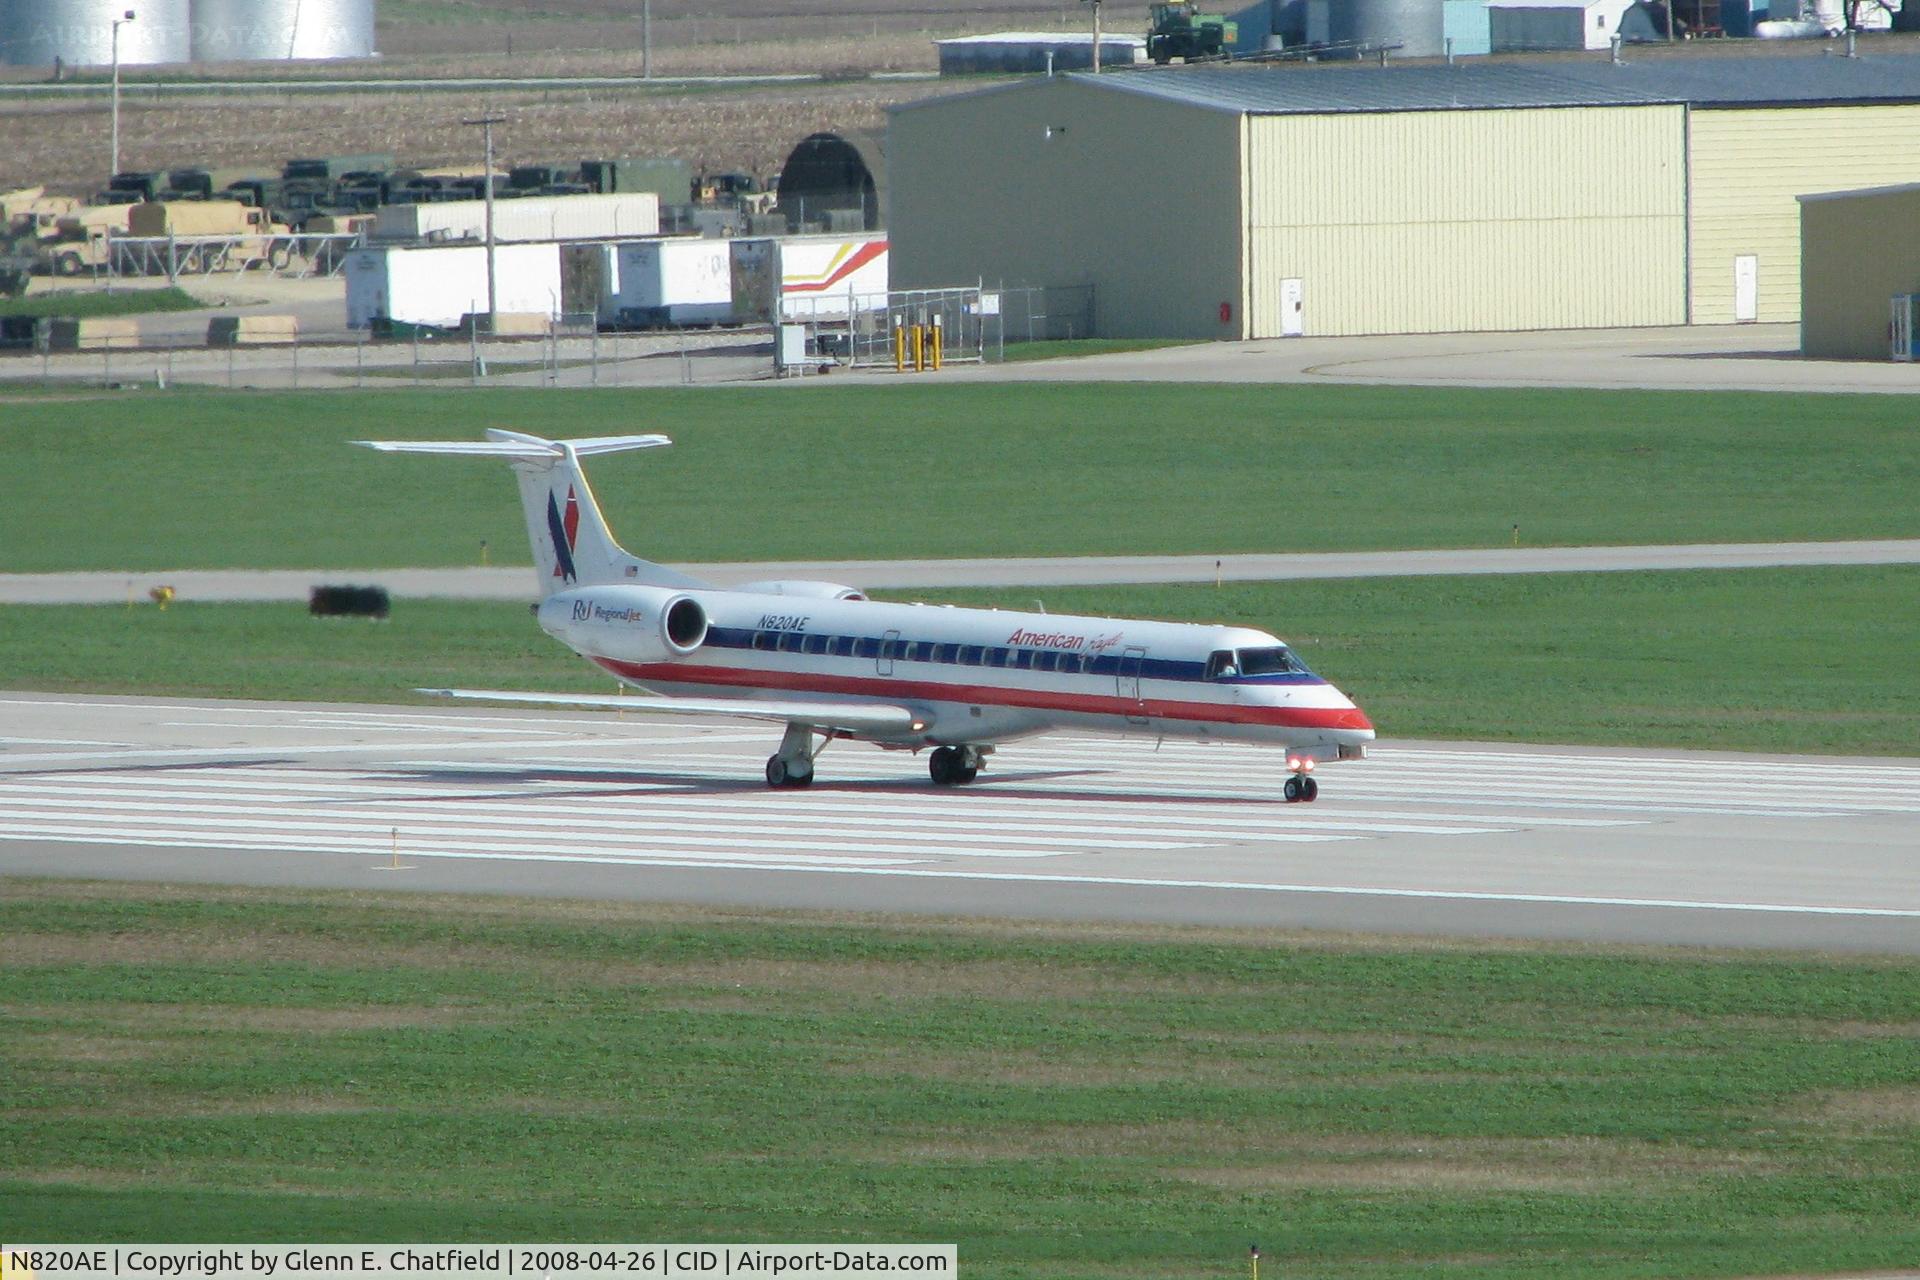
[
  {"x1": 372, "y1": 193, "x2": 661, "y2": 245},
  {"x1": 771, "y1": 234, "x2": 889, "y2": 321},
  {"x1": 598, "y1": 238, "x2": 734, "y2": 328},
  {"x1": 345, "y1": 242, "x2": 563, "y2": 330}
]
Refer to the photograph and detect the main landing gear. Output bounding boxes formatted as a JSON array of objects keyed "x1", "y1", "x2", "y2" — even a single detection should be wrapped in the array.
[
  {"x1": 765, "y1": 722, "x2": 819, "y2": 789},
  {"x1": 928, "y1": 745, "x2": 985, "y2": 786}
]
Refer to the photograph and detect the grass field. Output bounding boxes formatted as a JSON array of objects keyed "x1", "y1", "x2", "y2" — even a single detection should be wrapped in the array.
[
  {"x1": 5, "y1": 385, "x2": 1919, "y2": 573},
  {"x1": 4, "y1": 565, "x2": 1912, "y2": 755},
  {"x1": 0, "y1": 287, "x2": 204, "y2": 320},
  {"x1": 999, "y1": 338, "x2": 1202, "y2": 363},
  {"x1": 6, "y1": 880, "x2": 1919, "y2": 1274}
]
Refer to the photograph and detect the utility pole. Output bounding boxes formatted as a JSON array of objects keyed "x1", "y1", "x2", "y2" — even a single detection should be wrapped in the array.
[
  {"x1": 463, "y1": 115, "x2": 506, "y2": 324},
  {"x1": 1088, "y1": 0, "x2": 1103, "y2": 72},
  {"x1": 642, "y1": 0, "x2": 652, "y2": 78},
  {"x1": 110, "y1": 9, "x2": 135, "y2": 181}
]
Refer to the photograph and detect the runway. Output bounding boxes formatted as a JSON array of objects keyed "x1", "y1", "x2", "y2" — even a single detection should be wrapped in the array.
[{"x1": 3, "y1": 693, "x2": 1916, "y2": 953}]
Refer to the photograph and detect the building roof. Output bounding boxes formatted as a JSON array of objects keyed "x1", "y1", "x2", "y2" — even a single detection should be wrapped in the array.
[
  {"x1": 935, "y1": 31, "x2": 1146, "y2": 48},
  {"x1": 1075, "y1": 50, "x2": 1920, "y2": 114},
  {"x1": 1798, "y1": 179, "x2": 1920, "y2": 202}
]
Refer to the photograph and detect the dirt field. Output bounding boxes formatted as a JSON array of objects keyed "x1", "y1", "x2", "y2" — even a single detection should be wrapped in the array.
[
  {"x1": 0, "y1": 1, "x2": 1154, "y2": 195},
  {"x1": 0, "y1": 79, "x2": 957, "y2": 194}
]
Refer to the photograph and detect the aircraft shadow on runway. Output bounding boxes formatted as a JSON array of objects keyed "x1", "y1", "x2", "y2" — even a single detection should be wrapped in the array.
[{"x1": 349, "y1": 764, "x2": 1274, "y2": 807}]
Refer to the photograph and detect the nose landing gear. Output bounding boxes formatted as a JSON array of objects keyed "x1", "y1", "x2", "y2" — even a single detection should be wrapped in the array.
[{"x1": 1282, "y1": 752, "x2": 1320, "y2": 803}]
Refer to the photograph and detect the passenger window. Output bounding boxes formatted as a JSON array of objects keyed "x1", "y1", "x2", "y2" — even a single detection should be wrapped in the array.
[
  {"x1": 834, "y1": 636, "x2": 855, "y2": 657},
  {"x1": 903, "y1": 642, "x2": 919, "y2": 662},
  {"x1": 935, "y1": 643, "x2": 956, "y2": 664},
  {"x1": 804, "y1": 634, "x2": 827, "y2": 655},
  {"x1": 990, "y1": 647, "x2": 1010, "y2": 667},
  {"x1": 1035, "y1": 652, "x2": 1057, "y2": 672},
  {"x1": 753, "y1": 632, "x2": 775, "y2": 652},
  {"x1": 778, "y1": 632, "x2": 800, "y2": 653},
  {"x1": 960, "y1": 645, "x2": 982, "y2": 666}
]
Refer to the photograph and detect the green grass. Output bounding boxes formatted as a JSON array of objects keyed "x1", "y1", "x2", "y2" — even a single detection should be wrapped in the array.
[
  {"x1": 999, "y1": 337, "x2": 1203, "y2": 363},
  {"x1": 4, "y1": 384, "x2": 1919, "y2": 572},
  {"x1": 5, "y1": 880, "x2": 1919, "y2": 1275},
  {"x1": 0, "y1": 286, "x2": 203, "y2": 320},
  {"x1": 2, "y1": 565, "x2": 1911, "y2": 755}
]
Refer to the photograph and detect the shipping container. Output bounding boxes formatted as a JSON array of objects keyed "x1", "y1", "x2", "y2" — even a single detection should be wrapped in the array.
[
  {"x1": 344, "y1": 242, "x2": 563, "y2": 330},
  {"x1": 372, "y1": 193, "x2": 661, "y2": 245},
  {"x1": 600, "y1": 238, "x2": 735, "y2": 327}
]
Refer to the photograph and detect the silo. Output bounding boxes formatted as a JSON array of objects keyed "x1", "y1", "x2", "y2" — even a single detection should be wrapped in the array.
[
  {"x1": 1328, "y1": 0, "x2": 1445, "y2": 56},
  {"x1": 2, "y1": 0, "x2": 191, "y2": 66},
  {"x1": 190, "y1": 0, "x2": 375, "y2": 61}
]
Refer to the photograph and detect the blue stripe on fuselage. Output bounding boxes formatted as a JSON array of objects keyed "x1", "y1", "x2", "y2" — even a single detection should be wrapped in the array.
[{"x1": 699, "y1": 625, "x2": 1324, "y2": 686}]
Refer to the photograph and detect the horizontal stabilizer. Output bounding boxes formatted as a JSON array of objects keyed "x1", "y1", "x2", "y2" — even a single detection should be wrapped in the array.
[
  {"x1": 352, "y1": 431, "x2": 671, "y2": 460},
  {"x1": 417, "y1": 687, "x2": 927, "y2": 736}
]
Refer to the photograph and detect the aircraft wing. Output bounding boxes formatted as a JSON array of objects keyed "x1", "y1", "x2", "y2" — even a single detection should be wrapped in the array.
[{"x1": 416, "y1": 688, "x2": 927, "y2": 735}]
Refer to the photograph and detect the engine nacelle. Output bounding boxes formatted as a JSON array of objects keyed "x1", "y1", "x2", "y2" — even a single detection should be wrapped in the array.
[
  {"x1": 732, "y1": 579, "x2": 867, "y2": 602},
  {"x1": 538, "y1": 585, "x2": 709, "y2": 663}
]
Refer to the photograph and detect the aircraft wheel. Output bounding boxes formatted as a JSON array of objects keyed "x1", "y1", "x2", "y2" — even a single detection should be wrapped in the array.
[
  {"x1": 1282, "y1": 776, "x2": 1303, "y2": 803},
  {"x1": 1302, "y1": 776, "x2": 1319, "y2": 803},
  {"x1": 767, "y1": 755, "x2": 813, "y2": 788},
  {"x1": 929, "y1": 746, "x2": 959, "y2": 786},
  {"x1": 954, "y1": 765, "x2": 979, "y2": 785}
]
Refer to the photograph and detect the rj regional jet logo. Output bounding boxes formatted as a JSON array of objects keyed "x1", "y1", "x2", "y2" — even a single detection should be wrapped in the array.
[{"x1": 547, "y1": 485, "x2": 581, "y2": 582}]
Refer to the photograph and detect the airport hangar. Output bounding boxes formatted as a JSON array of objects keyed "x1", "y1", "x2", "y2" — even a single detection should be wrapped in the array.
[{"x1": 889, "y1": 52, "x2": 1920, "y2": 340}]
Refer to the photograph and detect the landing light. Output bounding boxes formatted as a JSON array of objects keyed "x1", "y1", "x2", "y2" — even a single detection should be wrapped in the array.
[{"x1": 1286, "y1": 755, "x2": 1315, "y2": 773}]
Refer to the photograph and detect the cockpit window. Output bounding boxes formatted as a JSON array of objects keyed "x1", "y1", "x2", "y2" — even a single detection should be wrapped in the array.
[
  {"x1": 1205, "y1": 650, "x2": 1239, "y2": 680},
  {"x1": 1237, "y1": 646, "x2": 1302, "y2": 676}
]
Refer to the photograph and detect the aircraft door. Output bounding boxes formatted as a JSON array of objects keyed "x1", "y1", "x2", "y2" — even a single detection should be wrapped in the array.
[
  {"x1": 877, "y1": 628, "x2": 901, "y2": 677},
  {"x1": 1117, "y1": 646, "x2": 1148, "y2": 726}
]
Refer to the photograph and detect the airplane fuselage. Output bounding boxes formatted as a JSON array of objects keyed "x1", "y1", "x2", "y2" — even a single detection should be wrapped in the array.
[{"x1": 538, "y1": 584, "x2": 1375, "y2": 757}]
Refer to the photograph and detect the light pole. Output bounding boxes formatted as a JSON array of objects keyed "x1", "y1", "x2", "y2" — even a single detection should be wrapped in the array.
[
  {"x1": 110, "y1": 9, "x2": 135, "y2": 181},
  {"x1": 1086, "y1": 0, "x2": 1102, "y2": 72},
  {"x1": 642, "y1": 0, "x2": 651, "y2": 79},
  {"x1": 462, "y1": 115, "x2": 506, "y2": 324}
]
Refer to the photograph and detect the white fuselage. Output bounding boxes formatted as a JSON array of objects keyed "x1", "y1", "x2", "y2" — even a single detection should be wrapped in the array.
[{"x1": 537, "y1": 585, "x2": 1375, "y2": 756}]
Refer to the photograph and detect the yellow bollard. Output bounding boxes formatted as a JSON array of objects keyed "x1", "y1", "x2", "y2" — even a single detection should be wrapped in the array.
[
  {"x1": 930, "y1": 315, "x2": 943, "y2": 370},
  {"x1": 893, "y1": 325, "x2": 907, "y2": 372},
  {"x1": 912, "y1": 324, "x2": 926, "y2": 372}
]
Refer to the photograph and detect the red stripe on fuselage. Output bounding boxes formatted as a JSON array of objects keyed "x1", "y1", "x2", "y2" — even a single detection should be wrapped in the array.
[{"x1": 590, "y1": 656, "x2": 1373, "y2": 732}]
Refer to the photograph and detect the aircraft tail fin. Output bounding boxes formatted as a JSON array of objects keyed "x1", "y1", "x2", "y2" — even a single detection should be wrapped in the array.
[{"x1": 352, "y1": 429, "x2": 706, "y2": 596}]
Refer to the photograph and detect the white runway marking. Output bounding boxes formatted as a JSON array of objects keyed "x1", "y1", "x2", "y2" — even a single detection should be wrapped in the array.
[{"x1": 5, "y1": 699, "x2": 1920, "y2": 926}]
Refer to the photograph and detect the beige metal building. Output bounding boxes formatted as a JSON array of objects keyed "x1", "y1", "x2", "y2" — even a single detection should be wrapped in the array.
[
  {"x1": 889, "y1": 54, "x2": 1920, "y2": 339},
  {"x1": 1799, "y1": 182, "x2": 1920, "y2": 360}
]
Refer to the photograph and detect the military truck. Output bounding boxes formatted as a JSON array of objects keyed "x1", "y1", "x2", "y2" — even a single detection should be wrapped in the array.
[
  {"x1": 0, "y1": 186, "x2": 80, "y2": 241},
  {"x1": 35, "y1": 203, "x2": 136, "y2": 275},
  {"x1": 124, "y1": 199, "x2": 296, "y2": 272},
  {"x1": 106, "y1": 171, "x2": 173, "y2": 203},
  {"x1": 282, "y1": 154, "x2": 394, "y2": 183},
  {"x1": 168, "y1": 167, "x2": 257, "y2": 199},
  {"x1": 1147, "y1": 2, "x2": 1239, "y2": 62}
]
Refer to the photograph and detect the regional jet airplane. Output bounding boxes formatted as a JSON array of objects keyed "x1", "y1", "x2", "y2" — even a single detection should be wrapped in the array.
[{"x1": 355, "y1": 431, "x2": 1373, "y2": 798}]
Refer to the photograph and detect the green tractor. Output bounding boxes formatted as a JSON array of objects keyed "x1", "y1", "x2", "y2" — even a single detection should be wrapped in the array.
[{"x1": 1147, "y1": 1, "x2": 1239, "y2": 63}]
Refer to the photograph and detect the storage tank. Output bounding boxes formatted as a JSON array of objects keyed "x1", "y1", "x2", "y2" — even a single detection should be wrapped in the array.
[
  {"x1": 1, "y1": 0, "x2": 191, "y2": 67},
  {"x1": 1328, "y1": 0, "x2": 1445, "y2": 56},
  {"x1": 190, "y1": 0, "x2": 375, "y2": 63}
]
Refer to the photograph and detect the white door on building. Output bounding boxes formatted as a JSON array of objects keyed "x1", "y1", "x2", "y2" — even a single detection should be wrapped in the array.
[
  {"x1": 1280, "y1": 277, "x2": 1304, "y2": 337},
  {"x1": 1734, "y1": 255, "x2": 1759, "y2": 323}
]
